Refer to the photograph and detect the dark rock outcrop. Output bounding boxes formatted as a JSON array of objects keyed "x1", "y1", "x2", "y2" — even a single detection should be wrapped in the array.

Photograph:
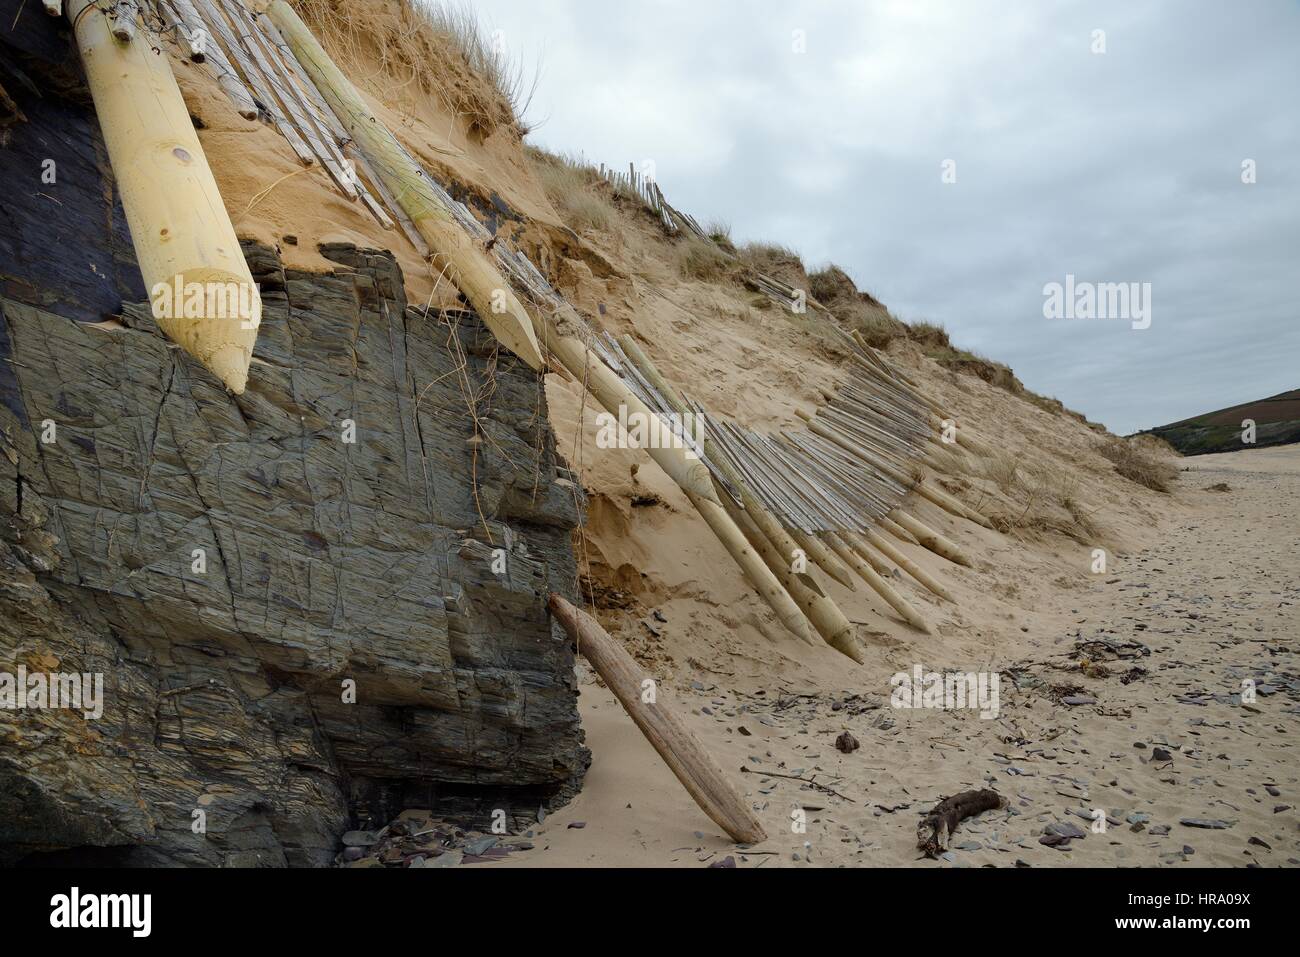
[{"x1": 0, "y1": 241, "x2": 588, "y2": 866}]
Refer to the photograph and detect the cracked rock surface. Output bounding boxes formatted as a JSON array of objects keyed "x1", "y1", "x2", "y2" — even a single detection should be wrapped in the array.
[{"x1": 0, "y1": 242, "x2": 588, "y2": 866}]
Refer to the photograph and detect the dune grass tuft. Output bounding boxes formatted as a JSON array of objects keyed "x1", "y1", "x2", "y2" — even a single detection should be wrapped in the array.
[{"x1": 291, "y1": 0, "x2": 539, "y2": 136}]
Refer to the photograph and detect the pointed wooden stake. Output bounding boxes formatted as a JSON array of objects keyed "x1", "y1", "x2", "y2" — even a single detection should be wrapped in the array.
[
  {"x1": 822, "y1": 533, "x2": 931, "y2": 634},
  {"x1": 264, "y1": 0, "x2": 544, "y2": 370},
  {"x1": 688, "y1": 489, "x2": 814, "y2": 645},
  {"x1": 725, "y1": 489, "x2": 864, "y2": 663},
  {"x1": 540, "y1": 316, "x2": 718, "y2": 503},
  {"x1": 68, "y1": 0, "x2": 260, "y2": 393},
  {"x1": 843, "y1": 531, "x2": 899, "y2": 578},
  {"x1": 893, "y1": 510, "x2": 973, "y2": 568},
  {"x1": 786, "y1": 529, "x2": 857, "y2": 592},
  {"x1": 862, "y1": 528, "x2": 955, "y2": 602},
  {"x1": 549, "y1": 594, "x2": 768, "y2": 845},
  {"x1": 881, "y1": 515, "x2": 919, "y2": 545},
  {"x1": 612, "y1": 336, "x2": 813, "y2": 643}
]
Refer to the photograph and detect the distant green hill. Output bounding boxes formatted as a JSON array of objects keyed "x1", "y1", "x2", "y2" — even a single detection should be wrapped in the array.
[{"x1": 1142, "y1": 389, "x2": 1300, "y2": 455}]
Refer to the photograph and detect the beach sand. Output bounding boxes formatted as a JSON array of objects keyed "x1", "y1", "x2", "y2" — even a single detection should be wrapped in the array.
[{"x1": 501, "y1": 446, "x2": 1298, "y2": 867}]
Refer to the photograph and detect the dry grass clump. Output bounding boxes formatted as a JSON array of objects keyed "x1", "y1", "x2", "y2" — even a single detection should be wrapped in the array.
[
  {"x1": 675, "y1": 236, "x2": 735, "y2": 281},
  {"x1": 527, "y1": 148, "x2": 618, "y2": 233},
  {"x1": 291, "y1": 0, "x2": 537, "y2": 137},
  {"x1": 983, "y1": 455, "x2": 1101, "y2": 543},
  {"x1": 907, "y1": 322, "x2": 1022, "y2": 392},
  {"x1": 808, "y1": 264, "x2": 908, "y2": 348},
  {"x1": 1129, "y1": 432, "x2": 1180, "y2": 457},
  {"x1": 1099, "y1": 437, "x2": 1179, "y2": 492},
  {"x1": 705, "y1": 220, "x2": 737, "y2": 254},
  {"x1": 739, "y1": 241, "x2": 807, "y2": 288},
  {"x1": 852, "y1": 307, "x2": 908, "y2": 348},
  {"x1": 903, "y1": 319, "x2": 1097, "y2": 425}
]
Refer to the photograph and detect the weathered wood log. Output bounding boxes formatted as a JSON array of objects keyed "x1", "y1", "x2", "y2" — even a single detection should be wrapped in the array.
[
  {"x1": 168, "y1": 0, "x2": 259, "y2": 118},
  {"x1": 67, "y1": 0, "x2": 261, "y2": 393},
  {"x1": 822, "y1": 533, "x2": 931, "y2": 633},
  {"x1": 917, "y1": 789, "x2": 1005, "y2": 858},
  {"x1": 892, "y1": 510, "x2": 973, "y2": 568},
  {"x1": 548, "y1": 594, "x2": 768, "y2": 845},
  {"x1": 862, "y1": 528, "x2": 954, "y2": 602},
  {"x1": 264, "y1": 0, "x2": 544, "y2": 370},
  {"x1": 618, "y1": 335, "x2": 855, "y2": 619},
  {"x1": 786, "y1": 528, "x2": 857, "y2": 591},
  {"x1": 724, "y1": 488, "x2": 863, "y2": 662},
  {"x1": 881, "y1": 515, "x2": 919, "y2": 545}
]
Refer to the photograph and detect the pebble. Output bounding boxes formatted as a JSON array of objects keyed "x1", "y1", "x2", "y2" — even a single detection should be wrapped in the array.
[
  {"x1": 1046, "y1": 822, "x2": 1087, "y2": 840},
  {"x1": 464, "y1": 836, "x2": 499, "y2": 856},
  {"x1": 835, "y1": 731, "x2": 860, "y2": 754}
]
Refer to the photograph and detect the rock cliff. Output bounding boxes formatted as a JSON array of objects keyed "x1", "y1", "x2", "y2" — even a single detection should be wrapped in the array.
[{"x1": 0, "y1": 240, "x2": 588, "y2": 866}]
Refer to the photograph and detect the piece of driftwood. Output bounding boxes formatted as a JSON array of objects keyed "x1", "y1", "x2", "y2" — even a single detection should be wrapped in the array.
[
  {"x1": 66, "y1": 0, "x2": 261, "y2": 392},
  {"x1": 917, "y1": 789, "x2": 1005, "y2": 858},
  {"x1": 548, "y1": 594, "x2": 768, "y2": 845}
]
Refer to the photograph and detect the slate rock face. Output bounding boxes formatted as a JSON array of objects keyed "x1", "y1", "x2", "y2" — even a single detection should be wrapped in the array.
[{"x1": 0, "y1": 242, "x2": 588, "y2": 866}]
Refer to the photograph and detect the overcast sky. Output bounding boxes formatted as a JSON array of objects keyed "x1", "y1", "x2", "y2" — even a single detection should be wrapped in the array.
[{"x1": 471, "y1": 0, "x2": 1299, "y2": 435}]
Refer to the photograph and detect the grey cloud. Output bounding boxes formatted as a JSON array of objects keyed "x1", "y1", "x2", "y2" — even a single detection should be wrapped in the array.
[{"x1": 473, "y1": 0, "x2": 1300, "y2": 434}]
